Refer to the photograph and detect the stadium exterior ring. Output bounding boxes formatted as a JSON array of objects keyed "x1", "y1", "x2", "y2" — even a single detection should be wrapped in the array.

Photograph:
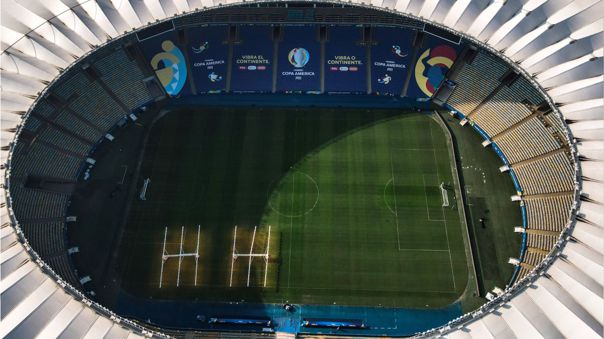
[{"x1": 1, "y1": 0, "x2": 602, "y2": 338}]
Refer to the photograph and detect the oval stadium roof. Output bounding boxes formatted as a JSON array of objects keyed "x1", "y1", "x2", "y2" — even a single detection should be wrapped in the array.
[{"x1": 1, "y1": 0, "x2": 602, "y2": 338}]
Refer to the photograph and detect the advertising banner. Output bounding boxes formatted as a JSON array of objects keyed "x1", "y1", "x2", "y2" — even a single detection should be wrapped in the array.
[
  {"x1": 231, "y1": 26, "x2": 274, "y2": 93},
  {"x1": 324, "y1": 26, "x2": 367, "y2": 94},
  {"x1": 370, "y1": 27, "x2": 414, "y2": 96},
  {"x1": 407, "y1": 34, "x2": 463, "y2": 98},
  {"x1": 139, "y1": 30, "x2": 190, "y2": 97},
  {"x1": 186, "y1": 25, "x2": 228, "y2": 93},
  {"x1": 276, "y1": 26, "x2": 321, "y2": 93}
]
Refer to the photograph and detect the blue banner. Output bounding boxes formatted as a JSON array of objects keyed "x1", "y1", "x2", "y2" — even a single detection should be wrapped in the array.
[
  {"x1": 186, "y1": 26, "x2": 228, "y2": 93},
  {"x1": 231, "y1": 26, "x2": 274, "y2": 93},
  {"x1": 371, "y1": 27, "x2": 413, "y2": 96},
  {"x1": 276, "y1": 26, "x2": 321, "y2": 93},
  {"x1": 408, "y1": 34, "x2": 463, "y2": 98},
  {"x1": 139, "y1": 30, "x2": 190, "y2": 97},
  {"x1": 324, "y1": 26, "x2": 367, "y2": 94}
]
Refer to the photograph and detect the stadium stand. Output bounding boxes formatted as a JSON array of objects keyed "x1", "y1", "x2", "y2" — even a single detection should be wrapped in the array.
[
  {"x1": 493, "y1": 117, "x2": 561, "y2": 163},
  {"x1": 447, "y1": 52, "x2": 508, "y2": 115},
  {"x1": 9, "y1": 185, "x2": 69, "y2": 220},
  {"x1": 19, "y1": 222, "x2": 65, "y2": 257},
  {"x1": 524, "y1": 194, "x2": 574, "y2": 231},
  {"x1": 37, "y1": 127, "x2": 90, "y2": 156},
  {"x1": 1, "y1": 0, "x2": 601, "y2": 338},
  {"x1": 512, "y1": 152, "x2": 575, "y2": 195},
  {"x1": 470, "y1": 78, "x2": 543, "y2": 136},
  {"x1": 94, "y1": 48, "x2": 153, "y2": 110},
  {"x1": 10, "y1": 143, "x2": 81, "y2": 180},
  {"x1": 526, "y1": 232, "x2": 559, "y2": 251}
]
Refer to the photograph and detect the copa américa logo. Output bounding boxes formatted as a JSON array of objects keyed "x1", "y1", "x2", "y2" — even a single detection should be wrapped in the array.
[{"x1": 288, "y1": 48, "x2": 310, "y2": 68}]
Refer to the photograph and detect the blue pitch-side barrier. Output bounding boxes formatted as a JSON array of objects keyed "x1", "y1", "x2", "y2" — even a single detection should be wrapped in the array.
[
  {"x1": 116, "y1": 291, "x2": 462, "y2": 336},
  {"x1": 186, "y1": 25, "x2": 228, "y2": 93},
  {"x1": 324, "y1": 26, "x2": 367, "y2": 93},
  {"x1": 371, "y1": 26, "x2": 414, "y2": 96},
  {"x1": 208, "y1": 317, "x2": 272, "y2": 326},
  {"x1": 231, "y1": 26, "x2": 274, "y2": 93},
  {"x1": 302, "y1": 318, "x2": 365, "y2": 329},
  {"x1": 277, "y1": 26, "x2": 321, "y2": 93},
  {"x1": 407, "y1": 34, "x2": 463, "y2": 98}
]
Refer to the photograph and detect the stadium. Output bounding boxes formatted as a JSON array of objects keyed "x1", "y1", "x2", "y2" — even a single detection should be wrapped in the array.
[{"x1": 0, "y1": 0, "x2": 602, "y2": 338}]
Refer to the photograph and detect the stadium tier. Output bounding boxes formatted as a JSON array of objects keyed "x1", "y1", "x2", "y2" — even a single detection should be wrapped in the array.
[{"x1": 1, "y1": 1, "x2": 602, "y2": 339}]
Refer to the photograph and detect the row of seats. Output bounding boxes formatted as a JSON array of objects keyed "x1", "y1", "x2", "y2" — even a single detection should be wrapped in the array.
[
  {"x1": 470, "y1": 85, "x2": 533, "y2": 136},
  {"x1": 494, "y1": 117, "x2": 561, "y2": 164},
  {"x1": 38, "y1": 127, "x2": 90, "y2": 156},
  {"x1": 52, "y1": 72, "x2": 92, "y2": 101},
  {"x1": 524, "y1": 194, "x2": 573, "y2": 231},
  {"x1": 94, "y1": 49, "x2": 153, "y2": 110},
  {"x1": 523, "y1": 250, "x2": 546, "y2": 267},
  {"x1": 526, "y1": 233, "x2": 558, "y2": 251},
  {"x1": 543, "y1": 113, "x2": 569, "y2": 140},
  {"x1": 448, "y1": 52, "x2": 508, "y2": 115},
  {"x1": 66, "y1": 79, "x2": 127, "y2": 132},
  {"x1": 22, "y1": 115, "x2": 43, "y2": 133},
  {"x1": 513, "y1": 152, "x2": 574, "y2": 195},
  {"x1": 45, "y1": 253, "x2": 80, "y2": 288},
  {"x1": 20, "y1": 222, "x2": 65, "y2": 257},
  {"x1": 53, "y1": 110, "x2": 103, "y2": 144},
  {"x1": 10, "y1": 185, "x2": 69, "y2": 220},
  {"x1": 10, "y1": 142, "x2": 82, "y2": 180},
  {"x1": 31, "y1": 100, "x2": 56, "y2": 119}
]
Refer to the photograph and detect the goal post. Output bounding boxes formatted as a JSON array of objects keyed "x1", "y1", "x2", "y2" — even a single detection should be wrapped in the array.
[
  {"x1": 158, "y1": 225, "x2": 201, "y2": 288},
  {"x1": 139, "y1": 178, "x2": 151, "y2": 200},
  {"x1": 440, "y1": 182, "x2": 450, "y2": 207},
  {"x1": 229, "y1": 225, "x2": 272, "y2": 288}
]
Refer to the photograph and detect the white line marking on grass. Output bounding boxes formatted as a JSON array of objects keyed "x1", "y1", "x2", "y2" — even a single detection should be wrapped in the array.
[
  {"x1": 398, "y1": 248, "x2": 449, "y2": 252},
  {"x1": 118, "y1": 165, "x2": 128, "y2": 184},
  {"x1": 422, "y1": 175, "x2": 445, "y2": 222},
  {"x1": 389, "y1": 153, "x2": 402, "y2": 251},
  {"x1": 287, "y1": 119, "x2": 297, "y2": 289},
  {"x1": 430, "y1": 124, "x2": 456, "y2": 291},
  {"x1": 383, "y1": 178, "x2": 396, "y2": 215}
]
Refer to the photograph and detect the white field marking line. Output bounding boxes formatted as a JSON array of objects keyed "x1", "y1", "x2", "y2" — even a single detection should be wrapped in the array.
[
  {"x1": 264, "y1": 225, "x2": 271, "y2": 287},
  {"x1": 267, "y1": 172, "x2": 320, "y2": 218},
  {"x1": 430, "y1": 125, "x2": 456, "y2": 290},
  {"x1": 177, "y1": 226, "x2": 184, "y2": 287},
  {"x1": 383, "y1": 178, "x2": 396, "y2": 215},
  {"x1": 287, "y1": 118, "x2": 297, "y2": 289},
  {"x1": 398, "y1": 248, "x2": 449, "y2": 252},
  {"x1": 246, "y1": 226, "x2": 257, "y2": 287},
  {"x1": 118, "y1": 165, "x2": 128, "y2": 184},
  {"x1": 229, "y1": 225, "x2": 237, "y2": 287},
  {"x1": 194, "y1": 225, "x2": 200, "y2": 286},
  {"x1": 287, "y1": 171, "x2": 295, "y2": 288},
  {"x1": 389, "y1": 153, "x2": 402, "y2": 251},
  {"x1": 422, "y1": 175, "x2": 445, "y2": 222},
  {"x1": 159, "y1": 226, "x2": 167, "y2": 288}
]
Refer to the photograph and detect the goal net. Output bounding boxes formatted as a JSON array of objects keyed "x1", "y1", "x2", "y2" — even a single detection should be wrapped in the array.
[{"x1": 440, "y1": 182, "x2": 450, "y2": 207}]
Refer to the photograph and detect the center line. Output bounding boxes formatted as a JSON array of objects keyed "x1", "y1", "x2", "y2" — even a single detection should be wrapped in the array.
[{"x1": 389, "y1": 153, "x2": 402, "y2": 251}]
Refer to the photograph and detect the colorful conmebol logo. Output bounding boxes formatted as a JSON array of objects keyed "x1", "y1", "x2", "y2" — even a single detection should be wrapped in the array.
[
  {"x1": 414, "y1": 45, "x2": 457, "y2": 97},
  {"x1": 150, "y1": 40, "x2": 187, "y2": 96},
  {"x1": 288, "y1": 48, "x2": 310, "y2": 68}
]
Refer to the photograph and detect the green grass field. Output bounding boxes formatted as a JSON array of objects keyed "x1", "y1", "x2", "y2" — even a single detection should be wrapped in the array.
[{"x1": 118, "y1": 107, "x2": 470, "y2": 308}]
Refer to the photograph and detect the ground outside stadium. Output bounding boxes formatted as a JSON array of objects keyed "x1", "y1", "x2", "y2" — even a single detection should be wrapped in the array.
[{"x1": 63, "y1": 23, "x2": 523, "y2": 337}]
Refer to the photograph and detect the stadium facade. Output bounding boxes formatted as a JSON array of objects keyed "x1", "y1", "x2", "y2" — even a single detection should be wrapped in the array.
[{"x1": 1, "y1": 0, "x2": 602, "y2": 338}]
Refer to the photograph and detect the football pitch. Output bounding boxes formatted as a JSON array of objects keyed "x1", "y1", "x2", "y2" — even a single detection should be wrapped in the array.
[{"x1": 118, "y1": 107, "x2": 470, "y2": 308}]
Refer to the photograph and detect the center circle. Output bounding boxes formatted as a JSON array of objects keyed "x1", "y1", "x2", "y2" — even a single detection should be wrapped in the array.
[{"x1": 267, "y1": 171, "x2": 320, "y2": 218}]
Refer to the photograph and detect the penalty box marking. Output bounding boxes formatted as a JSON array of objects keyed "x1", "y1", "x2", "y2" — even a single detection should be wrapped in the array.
[{"x1": 390, "y1": 146, "x2": 456, "y2": 290}]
